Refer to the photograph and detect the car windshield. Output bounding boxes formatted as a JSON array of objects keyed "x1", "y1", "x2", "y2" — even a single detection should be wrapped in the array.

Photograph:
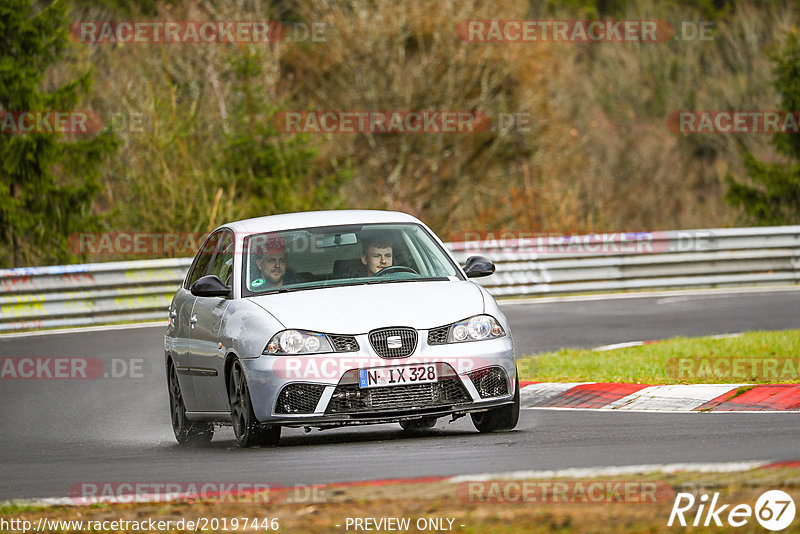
[{"x1": 241, "y1": 223, "x2": 463, "y2": 296}]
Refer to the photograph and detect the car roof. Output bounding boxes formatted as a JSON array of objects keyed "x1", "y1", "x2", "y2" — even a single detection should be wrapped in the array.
[{"x1": 220, "y1": 210, "x2": 423, "y2": 235}]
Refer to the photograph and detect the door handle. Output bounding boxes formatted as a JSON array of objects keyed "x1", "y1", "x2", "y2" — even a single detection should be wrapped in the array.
[{"x1": 190, "y1": 314, "x2": 198, "y2": 328}]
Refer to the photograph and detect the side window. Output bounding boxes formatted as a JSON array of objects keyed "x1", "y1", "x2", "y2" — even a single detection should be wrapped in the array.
[
  {"x1": 208, "y1": 231, "x2": 235, "y2": 286},
  {"x1": 185, "y1": 232, "x2": 220, "y2": 288}
]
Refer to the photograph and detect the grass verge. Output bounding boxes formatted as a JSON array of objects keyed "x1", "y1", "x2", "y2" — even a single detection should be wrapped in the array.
[
  {"x1": 1, "y1": 466, "x2": 798, "y2": 533},
  {"x1": 517, "y1": 330, "x2": 800, "y2": 384}
]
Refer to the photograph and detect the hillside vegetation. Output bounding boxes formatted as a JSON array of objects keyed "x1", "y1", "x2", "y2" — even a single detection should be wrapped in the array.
[{"x1": 4, "y1": 0, "x2": 799, "y2": 265}]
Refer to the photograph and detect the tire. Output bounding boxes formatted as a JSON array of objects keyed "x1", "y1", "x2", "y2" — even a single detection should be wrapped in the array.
[
  {"x1": 168, "y1": 359, "x2": 214, "y2": 446},
  {"x1": 471, "y1": 371, "x2": 520, "y2": 433},
  {"x1": 399, "y1": 417, "x2": 437, "y2": 432},
  {"x1": 229, "y1": 360, "x2": 281, "y2": 448}
]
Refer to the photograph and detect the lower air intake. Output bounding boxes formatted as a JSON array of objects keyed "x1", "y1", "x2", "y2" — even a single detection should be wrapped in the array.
[
  {"x1": 275, "y1": 383, "x2": 326, "y2": 414},
  {"x1": 469, "y1": 367, "x2": 509, "y2": 398},
  {"x1": 326, "y1": 376, "x2": 470, "y2": 414}
]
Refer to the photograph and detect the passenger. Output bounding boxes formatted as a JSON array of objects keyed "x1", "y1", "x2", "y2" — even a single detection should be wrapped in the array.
[{"x1": 252, "y1": 234, "x2": 297, "y2": 289}]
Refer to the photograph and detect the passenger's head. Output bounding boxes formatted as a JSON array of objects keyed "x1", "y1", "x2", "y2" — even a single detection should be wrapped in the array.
[
  {"x1": 255, "y1": 234, "x2": 288, "y2": 286},
  {"x1": 360, "y1": 235, "x2": 393, "y2": 276}
]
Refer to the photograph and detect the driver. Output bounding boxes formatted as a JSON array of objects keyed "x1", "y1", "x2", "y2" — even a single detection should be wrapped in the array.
[
  {"x1": 361, "y1": 236, "x2": 393, "y2": 276},
  {"x1": 252, "y1": 234, "x2": 297, "y2": 289}
]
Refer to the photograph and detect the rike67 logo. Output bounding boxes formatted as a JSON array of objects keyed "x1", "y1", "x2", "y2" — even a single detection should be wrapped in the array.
[{"x1": 668, "y1": 490, "x2": 796, "y2": 531}]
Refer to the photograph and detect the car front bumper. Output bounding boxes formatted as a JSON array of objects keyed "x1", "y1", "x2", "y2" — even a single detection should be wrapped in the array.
[{"x1": 241, "y1": 334, "x2": 516, "y2": 426}]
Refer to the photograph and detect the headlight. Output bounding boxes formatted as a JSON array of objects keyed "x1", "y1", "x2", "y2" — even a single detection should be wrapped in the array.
[
  {"x1": 447, "y1": 315, "x2": 505, "y2": 343},
  {"x1": 264, "y1": 329, "x2": 334, "y2": 355}
]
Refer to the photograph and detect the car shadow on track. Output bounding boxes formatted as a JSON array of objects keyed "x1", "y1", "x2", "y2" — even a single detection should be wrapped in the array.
[
  {"x1": 165, "y1": 422, "x2": 524, "y2": 450},
  {"x1": 277, "y1": 427, "x2": 477, "y2": 447}
]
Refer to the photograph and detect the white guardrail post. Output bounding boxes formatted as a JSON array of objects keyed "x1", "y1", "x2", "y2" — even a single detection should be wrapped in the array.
[{"x1": 1, "y1": 226, "x2": 799, "y2": 332}]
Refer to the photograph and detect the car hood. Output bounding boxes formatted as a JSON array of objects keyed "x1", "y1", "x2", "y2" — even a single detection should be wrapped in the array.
[{"x1": 248, "y1": 280, "x2": 484, "y2": 333}]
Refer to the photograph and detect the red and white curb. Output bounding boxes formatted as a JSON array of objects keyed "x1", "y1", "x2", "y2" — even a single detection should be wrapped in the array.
[
  {"x1": 520, "y1": 331, "x2": 798, "y2": 412},
  {"x1": 519, "y1": 382, "x2": 800, "y2": 411}
]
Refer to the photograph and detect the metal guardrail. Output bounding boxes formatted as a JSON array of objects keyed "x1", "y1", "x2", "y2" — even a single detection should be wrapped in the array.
[
  {"x1": 449, "y1": 226, "x2": 800, "y2": 296},
  {"x1": 0, "y1": 259, "x2": 192, "y2": 332},
  {"x1": 1, "y1": 226, "x2": 798, "y2": 332}
]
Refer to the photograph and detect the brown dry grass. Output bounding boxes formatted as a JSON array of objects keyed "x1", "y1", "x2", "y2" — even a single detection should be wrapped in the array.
[
  {"x1": 4, "y1": 466, "x2": 799, "y2": 532},
  {"x1": 62, "y1": 0, "x2": 800, "y2": 260}
]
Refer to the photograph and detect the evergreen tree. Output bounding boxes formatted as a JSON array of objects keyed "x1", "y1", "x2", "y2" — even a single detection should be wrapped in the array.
[
  {"x1": 725, "y1": 30, "x2": 800, "y2": 225},
  {"x1": 0, "y1": 0, "x2": 118, "y2": 267}
]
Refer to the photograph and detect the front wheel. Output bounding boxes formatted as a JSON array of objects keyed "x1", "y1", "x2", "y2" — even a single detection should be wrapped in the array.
[
  {"x1": 471, "y1": 372, "x2": 520, "y2": 433},
  {"x1": 229, "y1": 360, "x2": 281, "y2": 448},
  {"x1": 168, "y1": 359, "x2": 213, "y2": 446}
]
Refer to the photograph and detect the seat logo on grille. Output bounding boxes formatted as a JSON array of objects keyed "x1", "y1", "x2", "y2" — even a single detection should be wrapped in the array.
[{"x1": 386, "y1": 335, "x2": 403, "y2": 349}]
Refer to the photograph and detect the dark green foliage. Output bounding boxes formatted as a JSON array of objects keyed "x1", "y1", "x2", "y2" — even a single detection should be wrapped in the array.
[
  {"x1": 726, "y1": 30, "x2": 800, "y2": 225},
  {"x1": 0, "y1": 0, "x2": 118, "y2": 267}
]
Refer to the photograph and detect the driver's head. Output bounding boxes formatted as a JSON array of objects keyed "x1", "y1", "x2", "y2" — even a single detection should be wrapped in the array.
[
  {"x1": 361, "y1": 236, "x2": 392, "y2": 276},
  {"x1": 255, "y1": 234, "x2": 288, "y2": 286}
]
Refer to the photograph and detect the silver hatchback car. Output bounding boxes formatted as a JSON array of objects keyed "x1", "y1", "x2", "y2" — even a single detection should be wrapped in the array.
[{"x1": 164, "y1": 210, "x2": 518, "y2": 447}]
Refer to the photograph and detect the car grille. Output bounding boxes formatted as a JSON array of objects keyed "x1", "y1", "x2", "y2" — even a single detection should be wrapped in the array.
[
  {"x1": 325, "y1": 376, "x2": 470, "y2": 414},
  {"x1": 427, "y1": 325, "x2": 449, "y2": 345},
  {"x1": 368, "y1": 327, "x2": 417, "y2": 358},
  {"x1": 329, "y1": 334, "x2": 359, "y2": 352},
  {"x1": 469, "y1": 367, "x2": 509, "y2": 398},
  {"x1": 274, "y1": 384, "x2": 326, "y2": 414}
]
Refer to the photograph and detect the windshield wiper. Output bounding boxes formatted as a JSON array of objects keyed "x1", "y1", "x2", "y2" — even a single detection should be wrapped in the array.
[
  {"x1": 251, "y1": 277, "x2": 448, "y2": 295},
  {"x1": 260, "y1": 286, "x2": 307, "y2": 294},
  {"x1": 256, "y1": 280, "x2": 366, "y2": 294},
  {"x1": 365, "y1": 277, "x2": 448, "y2": 285}
]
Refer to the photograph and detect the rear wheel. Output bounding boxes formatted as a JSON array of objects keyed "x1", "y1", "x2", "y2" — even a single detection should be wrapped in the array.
[
  {"x1": 471, "y1": 371, "x2": 520, "y2": 433},
  {"x1": 229, "y1": 360, "x2": 281, "y2": 448},
  {"x1": 168, "y1": 359, "x2": 213, "y2": 446},
  {"x1": 399, "y1": 417, "x2": 437, "y2": 432}
]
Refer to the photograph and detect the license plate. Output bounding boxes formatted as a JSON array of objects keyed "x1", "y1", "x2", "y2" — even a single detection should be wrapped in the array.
[{"x1": 358, "y1": 364, "x2": 438, "y2": 388}]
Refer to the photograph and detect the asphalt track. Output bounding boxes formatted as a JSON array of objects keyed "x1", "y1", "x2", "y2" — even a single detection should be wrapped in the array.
[{"x1": 1, "y1": 288, "x2": 798, "y2": 501}]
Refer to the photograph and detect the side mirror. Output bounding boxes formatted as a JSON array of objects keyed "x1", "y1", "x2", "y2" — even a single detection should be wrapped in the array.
[
  {"x1": 191, "y1": 275, "x2": 231, "y2": 298},
  {"x1": 463, "y1": 256, "x2": 495, "y2": 278}
]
